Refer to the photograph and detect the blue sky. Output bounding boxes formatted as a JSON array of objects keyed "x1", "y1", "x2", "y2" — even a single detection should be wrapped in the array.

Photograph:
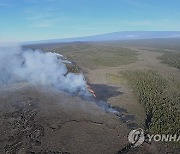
[{"x1": 0, "y1": 0, "x2": 180, "y2": 42}]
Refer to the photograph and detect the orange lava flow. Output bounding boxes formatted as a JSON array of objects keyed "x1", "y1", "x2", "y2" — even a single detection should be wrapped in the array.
[{"x1": 86, "y1": 84, "x2": 96, "y2": 97}]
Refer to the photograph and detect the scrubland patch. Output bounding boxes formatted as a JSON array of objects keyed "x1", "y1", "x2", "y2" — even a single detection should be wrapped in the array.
[
  {"x1": 51, "y1": 43, "x2": 138, "y2": 69},
  {"x1": 122, "y1": 70, "x2": 180, "y2": 134},
  {"x1": 158, "y1": 52, "x2": 180, "y2": 69}
]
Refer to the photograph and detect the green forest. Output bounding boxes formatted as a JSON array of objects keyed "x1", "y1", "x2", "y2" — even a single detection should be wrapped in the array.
[
  {"x1": 158, "y1": 52, "x2": 180, "y2": 69},
  {"x1": 122, "y1": 70, "x2": 180, "y2": 135}
]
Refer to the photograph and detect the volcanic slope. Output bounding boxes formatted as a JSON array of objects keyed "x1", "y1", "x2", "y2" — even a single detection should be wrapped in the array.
[
  {"x1": 37, "y1": 41, "x2": 180, "y2": 154},
  {"x1": 20, "y1": 40, "x2": 180, "y2": 153}
]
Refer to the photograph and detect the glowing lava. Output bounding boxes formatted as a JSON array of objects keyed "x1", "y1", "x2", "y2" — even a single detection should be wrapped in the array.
[{"x1": 86, "y1": 84, "x2": 96, "y2": 97}]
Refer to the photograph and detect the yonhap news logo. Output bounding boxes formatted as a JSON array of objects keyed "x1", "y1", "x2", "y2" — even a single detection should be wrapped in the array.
[
  {"x1": 128, "y1": 128, "x2": 180, "y2": 147},
  {"x1": 128, "y1": 128, "x2": 145, "y2": 147}
]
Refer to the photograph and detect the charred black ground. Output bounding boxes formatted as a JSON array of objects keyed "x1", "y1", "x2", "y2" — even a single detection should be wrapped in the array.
[
  {"x1": 79, "y1": 84, "x2": 139, "y2": 130},
  {"x1": 89, "y1": 84, "x2": 123, "y2": 101}
]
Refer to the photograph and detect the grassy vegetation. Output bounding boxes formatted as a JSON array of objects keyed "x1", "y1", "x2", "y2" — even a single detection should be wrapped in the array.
[
  {"x1": 65, "y1": 63, "x2": 81, "y2": 74},
  {"x1": 158, "y1": 52, "x2": 180, "y2": 69},
  {"x1": 48, "y1": 43, "x2": 138, "y2": 70},
  {"x1": 106, "y1": 74, "x2": 123, "y2": 84},
  {"x1": 99, "y1": 38, "x2": 180, "y2": 51},
  {"x1": 122, "y1": 70, "x2": 180, "y2": 134}
]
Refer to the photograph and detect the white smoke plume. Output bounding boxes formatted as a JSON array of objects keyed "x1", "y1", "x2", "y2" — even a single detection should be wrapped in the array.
[{"x1": 0, "y1": 44, "x2": 90, "y2": 96}]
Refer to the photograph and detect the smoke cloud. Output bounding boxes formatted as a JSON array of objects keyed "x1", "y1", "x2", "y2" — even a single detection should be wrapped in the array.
[
  {"x1": 0, "y1": 44, "x2": 124, "y2": 116},
  {"x1": 0, "y1": 44, "x2": 90, "y2": 96}
]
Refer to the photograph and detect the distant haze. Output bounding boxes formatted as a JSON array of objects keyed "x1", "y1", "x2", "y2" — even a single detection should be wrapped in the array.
[{"x1": 25, "y1": 31, "x2": 180, "y2": 44}]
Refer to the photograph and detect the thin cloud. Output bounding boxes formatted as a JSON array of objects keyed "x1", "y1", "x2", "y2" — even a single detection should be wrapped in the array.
[
  {"x1": 30, "y1": 18, "x2": 60, "y2": 28},
  {"x1": 26, "y1": 7, "x2": 61, "y2": 28},
  {"x1": 119, "y1": 19, "x2": 180, "y2": 30},
  {"x1": 31, "y1": 22, "x2": 52, "y2": 28},
  {"x1": 27, "y1": 13, "x2": 53, "y2": 21},
  {"x1": 0, "y1": 2, "x2": 10, "y2": 7},
  {"x1": 120, "y1": 0, "x2": 151, "y2": 9},
  {"x1": 25, "y1": 0, "x2": 62, "y2": 4},
  {"x1": 121, "y1": 20, "x2": 153, "y2": 26}
]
